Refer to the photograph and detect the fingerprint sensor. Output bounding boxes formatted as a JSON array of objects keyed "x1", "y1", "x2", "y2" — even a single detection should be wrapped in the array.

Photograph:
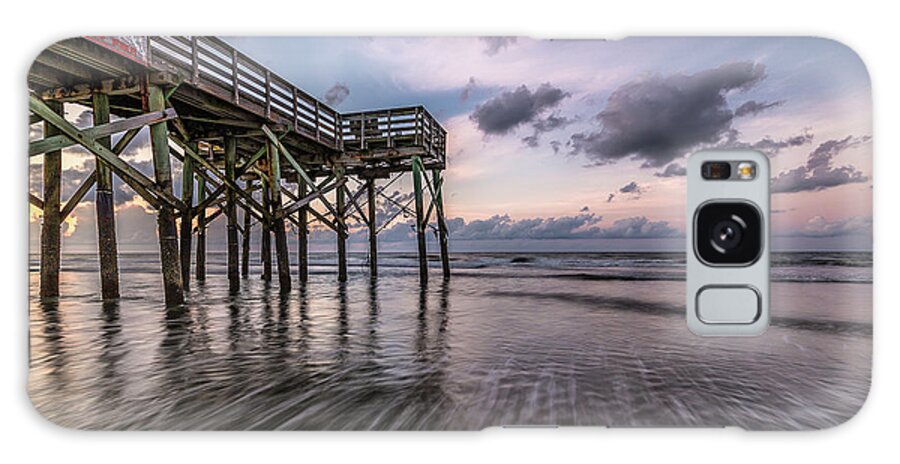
[{"x1": 696, "y1": 286, "x2": 761, "y2": 324}]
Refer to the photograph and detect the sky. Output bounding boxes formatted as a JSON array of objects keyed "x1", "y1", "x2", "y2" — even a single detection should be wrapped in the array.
[{"x1": 29, "y1": 36, "x2": 873, "y2": 253}]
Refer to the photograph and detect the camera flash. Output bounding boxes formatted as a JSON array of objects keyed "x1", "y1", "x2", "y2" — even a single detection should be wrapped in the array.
[{"x1": 737, "y1": 162, "x2": 756, "y2": 180}]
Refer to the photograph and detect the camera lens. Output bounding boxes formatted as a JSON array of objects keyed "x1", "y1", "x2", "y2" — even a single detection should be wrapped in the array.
[
  {"x1": 695, "y1": 202, "x2": 762, "y2": 265},
  {"x1": 711, "y1": 218, "x2": 743, "y2": 251}
]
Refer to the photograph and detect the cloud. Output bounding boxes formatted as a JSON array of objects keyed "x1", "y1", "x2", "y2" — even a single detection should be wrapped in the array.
[
  {"x1": 324, "y1": 83, "x2": 350, "y2": 106},
  {"x1": 73, "y1": 109, "x2": 94, "y2": 129},
  {"x1": 449, "y1": 213, "x2": 602, "y2": 240},
  {"x1": 521, "y1": 113, "x2": 574, "y2": 147},
  {"x1": 593, "y1": 216, "x2": 679, "y2": 239},
  {"x1": 470, "y1": 83, "x2": 569, "y2": 136},
  {"x1": 580, "y1": 206, "x2": 590, "y2": 213},
  {"x1": 569, "y1": 62, "x2": 767, "y2": 167},
  {"x1": 434, "y1": 214, "x2": 677, "y2": 240},
  {"x1": 792, "y1": 216, "x2": 872, "y2": 237},
  {"x1": 480, "y1": 37, "x2": 516, "y2": 56},
  {"x1": 654, "y1": 163, "x2": 687, "y2": 177},
  {"x1": 29, "y1": 160, "x2": 97, "y2": 200},
  {"x1": 734, "y1": 99, "x2": 784, "y2": 118},
  {"x1": 549, "y1": 140, "x2": 562, "y2": 154},
  {"x1": 460, "y1": 77, "x2": 477, "y2": 102},
  {"x1": 606, "y1": 193, "x2": 616, "y2": 203},
  {"x1": 771, "y1": 135, "x2": 870, "y2": 193},
  {"x1": 618, "y1": 181, "x2": 643, "y2": 194},
  {"x1": 720, "y1": 129, "x2": 814, "y2": 157}
]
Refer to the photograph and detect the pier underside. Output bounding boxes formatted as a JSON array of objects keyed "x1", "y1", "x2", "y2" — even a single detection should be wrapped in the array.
[{"x1": 29, "y1": 36, "x2": 450, "y2": 305}]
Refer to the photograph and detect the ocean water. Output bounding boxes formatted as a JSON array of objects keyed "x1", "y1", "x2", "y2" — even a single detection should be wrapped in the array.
[{"x1": 28, "y1": 252, "x2": 871, "y2": 430}]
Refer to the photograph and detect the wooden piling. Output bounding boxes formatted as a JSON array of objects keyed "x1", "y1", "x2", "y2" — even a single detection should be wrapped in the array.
[
  {"x1": 241, "y1": 180, "x2": 253, "y2": 277},
  {"x1": 260, "y1": 173, "x2": 272, "y2": 282},
  {"x1": 28, "y1": 37, "x2": 452, "y2": 307},
  {"x1": 195, "y1": 174, "x2": 207, "y2": 281},
  {"x1": 297, "y1": 177, "x2": 309, "y2": 283},
  {"x1": 179, "y1": 142, "x2": 194, "y2": 290},
  {"x1": 147, "y1": 84, "x2": 184, "y2": 306},
  {"x1": 336, "y1": 167, "x2": 348, "y2": 282},
  {"x1": 92, "y1": 93, "x2": 120, "y2": 299},
  {"x1": 40, "y1": 100, "x2": 63, "y2": 299},
  {"x1": 432, "y1": 170, "x2": 450, "y2": 280},
  {"x1": 267, "y1": 141, "x2": 291, "y2": 292},
  {"x1": 367, "y1": 178, "x2": 378, "y2": 277},
  {"x1": 225, "y1": 135, "x2": 240, "y2": 293},
  {"x1": 412, "y1": 157, "x2": 428, "y2": 284}
]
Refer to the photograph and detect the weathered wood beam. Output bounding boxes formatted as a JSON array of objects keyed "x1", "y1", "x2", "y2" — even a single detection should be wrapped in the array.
[
  {"x1": 343, "y1": 184, "x2": 370, "y2": 227},
  {"x1": 226, "y1": 136, "x2": 240, "y2": 293},
  {"x1": 432, "y1": 169, "x2": 450, "y2": 280},
  {"x1": 260, "y1": 170, "x2": 272, "y2": 282},
  {"x1": 29, "y1": 95, "x2": 183, "y2": 211},
  {"x1": 308, "y1": 207, "x2": 340, "y2": 234},
  {"x1": 190, "y1": 143, "x2": 267, "y2": 214},
  {"x1": 59, "y1": 125, "x2": 140, "y2": 222},
  {"x1": 412, "y1": 156, "x2": 428, "y2": 284},
  {"x1": 261, "y1": 125, "x2": 345, "y2": 228},
  {"x1": 29, "y1": 193, "x2": 44, "y2": 210},
  {"x1": 335, "y1": 166, "x2": 348, "y2": 283},
  {"x1": 40, "y1": 100, "x2": 63, "y2": 299},
  {"x1": 267, "y1": 139, "x2": 291, "y2": 292},
  {"x1": 60, "y1": 170, "x2": 96, "y2": 221},
  {"x1": 196, "y1": 173, "x2": 207, "y2": 281},
  {"x1": 241, "y1": 180, "x2": 253, "y2": 278},
  {"x1": 279, "y1": 177, "x2": 345, "y2": 218},
  {"x1": 179, "y1": 142, "x2": 195, "y2": 290},
  {"x1": 34, "y1": 52, "x2": 95, "y2": 81},
  {"x1": 367, "y1": 179, "x2": 378, "y2": 277},
  {"x1": 38, "y1": 76, "x2": 142, "y2": 102},
  {"x1": 179, "y1": 116, "x2": 270, "y2": 130},
  {"x1": 92, "y1": 92, "x2": 120, "y2": 300},
  {"x1": 296, "y1": 177, "x2": 309, "y2": 283},
  {"x1": 29, "y1": 108, "x2": 176, "y2": 156},
  {"x1": 171, "y1": 137, "x2": 271, "y2": 222},
  {"x1": 375, "y1": 195, "x2": 416, "y2": 235},
  {"x1": 148, "y1": 84, "x2": 184, "y2": 306}
]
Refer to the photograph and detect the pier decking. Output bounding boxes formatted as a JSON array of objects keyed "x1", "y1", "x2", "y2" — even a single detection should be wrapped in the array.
[{"x1": 29, "y1": 36, "x2": 450, "y2": 305}]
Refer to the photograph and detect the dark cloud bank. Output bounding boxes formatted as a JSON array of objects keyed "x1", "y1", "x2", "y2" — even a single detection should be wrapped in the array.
[
  {"x1": 470, "y1": 83, "x2": 569, "y2": 136},
  {"x1": 376, "y1": 214, "x2": 678, "y2": 241},
  {"x1": 569, "y1": 62, "x2": 771, "y2": 168},
  {"x1": 771, "y1": 135, "x2": 870, "y2": 193}
]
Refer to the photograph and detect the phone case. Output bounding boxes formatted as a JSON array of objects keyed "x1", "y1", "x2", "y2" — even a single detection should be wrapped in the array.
[{"x1": 27, "y1": 36, "x2": 872, "y2": 430}]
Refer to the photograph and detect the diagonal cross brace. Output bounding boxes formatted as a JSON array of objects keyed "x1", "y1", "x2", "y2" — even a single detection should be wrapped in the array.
[
  {"x1": 59, "y1": 127, "x2": 141, "y2": 220},
  {"x1": 60, "y1": 171, "x2": 96, "y2": 220},
  {"x1": 260, "y1": 125, "x2": 345, "y2": 228},
  {"x1": 29, "y1": 95, "x2": 184, "y2": 211},
  {"x1": 168, "y1": 138, "x2": 271, "y2": 223},
  {"x1": 280, "y1": 177, "x2": 346, "y2": 219},
  {"x1": 190, "y1": 142, "x2": 269, "y2": 214},
  {"x1": 169, "y1": 137, "x2": 272, "y2": 222},
  {"x1": 29, "y1": 108, "x2": 176, "y2": 156}
]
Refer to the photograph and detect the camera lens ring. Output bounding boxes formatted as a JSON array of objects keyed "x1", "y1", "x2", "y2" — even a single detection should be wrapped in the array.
[
  {"x1": 693, "y1": 201, "x2": 763, "y2": 266},
  {"x1": 710, "y1": 218, "x2": 744, "y2": 252}
]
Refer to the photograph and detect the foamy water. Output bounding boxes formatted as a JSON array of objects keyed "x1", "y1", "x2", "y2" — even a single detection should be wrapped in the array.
[{"x1": 28, "y1": 252, "x2": 871, "y2": 430}]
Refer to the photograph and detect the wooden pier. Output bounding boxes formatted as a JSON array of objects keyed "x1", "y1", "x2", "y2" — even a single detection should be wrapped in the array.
[{"x1": 29, "y1": 36, "x2": 449, "y2": 305}]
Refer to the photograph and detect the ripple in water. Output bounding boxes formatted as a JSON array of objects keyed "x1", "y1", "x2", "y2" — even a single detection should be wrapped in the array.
[{"x1": 28, "y1": 253, "x2": 871, "y2": 430}]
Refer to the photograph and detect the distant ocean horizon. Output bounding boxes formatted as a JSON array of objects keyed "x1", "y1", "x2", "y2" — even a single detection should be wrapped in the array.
[{"x1": 29, "y1": 250, "x2": 872, "y2": 284}]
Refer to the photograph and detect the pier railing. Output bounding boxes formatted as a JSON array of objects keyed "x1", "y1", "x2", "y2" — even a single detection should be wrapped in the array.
[
  {"x1": 144, "y1": 36, "x2": 342, "y2": 150},
  {"x1": 340, "y1": 106, "x2": 447, "y2": 166}
]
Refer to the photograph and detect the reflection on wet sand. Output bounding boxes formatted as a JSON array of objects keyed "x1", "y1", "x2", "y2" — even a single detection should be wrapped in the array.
[{"x1": 29, "y1": 260, "x2": 869, "y2": 430}]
